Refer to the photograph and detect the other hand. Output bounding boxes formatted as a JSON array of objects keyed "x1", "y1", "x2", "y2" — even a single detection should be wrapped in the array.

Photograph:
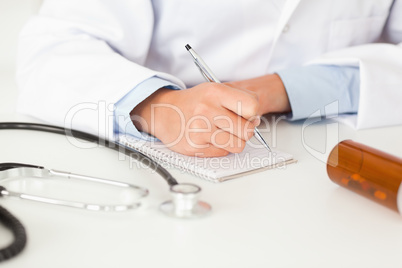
[{"x1": 226, "y1": 74, "x2": 291, "y2": 115}]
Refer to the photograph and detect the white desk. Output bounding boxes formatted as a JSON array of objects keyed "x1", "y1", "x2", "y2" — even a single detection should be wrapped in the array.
[{"x1": 1, "y1": 72, "x2": 402, "y2": 268}]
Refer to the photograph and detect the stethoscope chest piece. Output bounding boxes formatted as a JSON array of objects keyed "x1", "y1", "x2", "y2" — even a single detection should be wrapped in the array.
[{"x1": 160, "y1": 183, "x2": 211, "y2": 219}]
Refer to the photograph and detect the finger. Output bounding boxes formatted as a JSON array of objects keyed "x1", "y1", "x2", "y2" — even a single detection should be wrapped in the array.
[
  {"x1": 209, "y1": 128, "x2": 247, "y2": 154},
  {"x1": 177, "y1": 143, "x2": 230, "y2": 158},
  {"x1": 212, "y1": 108, "x2": 256, "y2": 141},
  {"x1": 214, "y1": 83, "x2": 260, "y2": 120},
  {"x1": 192, "y1": 145, "x2": 230, "y2": 158},
  {"x1": 185, "y1": 123, "x2": 247, "y2": 154},
  {"x1": 186, "y1": 109, "x2": 255, "y2": 144}
]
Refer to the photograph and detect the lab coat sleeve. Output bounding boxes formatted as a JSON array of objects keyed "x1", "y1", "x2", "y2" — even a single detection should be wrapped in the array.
[
  {"x1": 277, "y1": 65, "x2": 360, "y2": 121},
  {"x1": 305, "y1": 0, "x2": 402, "y2": 129},
  {"x1": 114, "y1": 76, "x2": 181, "y2": 140},
  {"x1": 16, "y1": 0, "x2": 185, "y2": 141}
]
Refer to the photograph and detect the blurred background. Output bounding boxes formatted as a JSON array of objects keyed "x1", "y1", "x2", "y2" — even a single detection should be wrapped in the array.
[{"x1": 0, "y1": 0, "x2": 42, "y2": 116}]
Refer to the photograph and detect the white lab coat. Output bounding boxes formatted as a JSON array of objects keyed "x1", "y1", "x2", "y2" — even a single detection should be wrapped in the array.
[{"x1": 16, "y1": 0, "x2": 402, "y2": 140}]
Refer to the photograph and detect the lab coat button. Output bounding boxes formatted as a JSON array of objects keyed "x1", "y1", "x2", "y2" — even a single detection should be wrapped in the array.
[{"x1": 282, "y1": 24, "x2": 290, "y2": 33}]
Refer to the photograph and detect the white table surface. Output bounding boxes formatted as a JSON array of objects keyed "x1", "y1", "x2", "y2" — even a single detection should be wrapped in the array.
[{"x1": 1, "y1": 71, "x2": 402, "y2": 268}]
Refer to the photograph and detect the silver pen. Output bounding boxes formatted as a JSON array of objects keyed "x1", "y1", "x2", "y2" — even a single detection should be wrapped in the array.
[{"x1": 185, "y1": 44, "x2": 271, "y2": 152}]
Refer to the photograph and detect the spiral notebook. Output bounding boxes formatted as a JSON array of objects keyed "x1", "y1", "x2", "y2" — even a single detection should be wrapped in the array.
[{"x1": 118, "y1": 135, "x2": 295, "y2": 183}]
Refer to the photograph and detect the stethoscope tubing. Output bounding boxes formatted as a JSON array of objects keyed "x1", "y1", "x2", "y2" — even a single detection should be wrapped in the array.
[
  {"x1": 0, "y1": 121, "x2": 179, "y2": 262},
  {"x1": 0, "y1": 122, "x2": 178, "y2": 186}
]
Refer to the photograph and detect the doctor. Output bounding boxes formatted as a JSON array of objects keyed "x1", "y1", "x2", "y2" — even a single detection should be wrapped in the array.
[{"x1": 17, "y1": 0, "x2": 402, "y2": 157}]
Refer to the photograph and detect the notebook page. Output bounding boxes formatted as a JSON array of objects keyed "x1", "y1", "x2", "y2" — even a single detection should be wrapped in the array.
[
  {"x1": 203, "y1": 143, "x2": 293, "y2": 179},
  {"x1": 118, "y1": 135, "x2": 293, "y2": 182},
  {"x1": 118, "y1": 135, "x2": 216, "y2": 180}
]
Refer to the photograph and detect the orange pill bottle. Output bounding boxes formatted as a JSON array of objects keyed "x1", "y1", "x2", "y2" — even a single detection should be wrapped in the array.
[{"x1": 327, "y1": 140, "x2": 402, "y2": 212}]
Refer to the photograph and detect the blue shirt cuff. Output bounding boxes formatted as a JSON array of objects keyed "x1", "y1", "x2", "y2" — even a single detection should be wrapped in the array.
[
  {"x1": 114, "y1": 76, "x2": 181, "y2": 140},
  {"x1": 276, "y1": 65, "x2": 360, "y2": 121}
]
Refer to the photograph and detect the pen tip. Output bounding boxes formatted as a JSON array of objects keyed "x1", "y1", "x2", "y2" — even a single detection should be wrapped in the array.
[{"x1": 185, "y1": 44, "x2": 191, "y2": 50}]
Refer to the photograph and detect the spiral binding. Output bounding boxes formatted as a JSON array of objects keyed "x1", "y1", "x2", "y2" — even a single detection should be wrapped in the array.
[{"x1": 119, "y1": 136, "x2": 217, "y2": 182}]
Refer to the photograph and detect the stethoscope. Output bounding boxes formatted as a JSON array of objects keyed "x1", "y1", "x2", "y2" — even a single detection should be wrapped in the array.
[{"x1": 0, "y1": 122, "x2": 211, "y2": 262}]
